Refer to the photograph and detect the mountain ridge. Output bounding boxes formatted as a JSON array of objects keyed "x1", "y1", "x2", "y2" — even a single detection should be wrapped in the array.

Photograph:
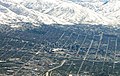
[{"x1": 0, "y1": 0, "x2": 119, "y2": 27}]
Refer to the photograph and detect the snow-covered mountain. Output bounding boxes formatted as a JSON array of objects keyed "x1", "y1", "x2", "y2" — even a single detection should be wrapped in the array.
[
  {"x1": 0, "y1": 0, "x2": 119, "y2": 27},
  {"x1": 70, "y1": 0, "x2": 119, "y2": 25},
  {"x1": 0, "y1": 0, "x2": 71, "y2": 27},
  {"x1": 43, "y1": 0, "x2": 116, "y2": 25},
  {"x1": 98, "y1": 0, "x2": 120, "y2": 22}
]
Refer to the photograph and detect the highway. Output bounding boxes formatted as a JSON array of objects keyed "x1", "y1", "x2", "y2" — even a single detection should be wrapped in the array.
[{"x1": 46, "y1": 60, "x2": 66, "y2": 76}]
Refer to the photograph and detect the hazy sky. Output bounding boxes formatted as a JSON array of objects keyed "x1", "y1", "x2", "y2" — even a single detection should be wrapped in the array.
[{"x1": 102, "y1": 0, "x2": 109, "y2": 2}]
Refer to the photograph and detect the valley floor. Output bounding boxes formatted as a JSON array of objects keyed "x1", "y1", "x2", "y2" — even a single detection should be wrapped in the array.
[{"x1": 0, "y1": 24, "x2": 120, "y2": 76}]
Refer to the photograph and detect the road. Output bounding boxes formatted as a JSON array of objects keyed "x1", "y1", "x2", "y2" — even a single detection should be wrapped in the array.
[{"x1": 46, "y1": 60, "x2": 66, "y2": 76}]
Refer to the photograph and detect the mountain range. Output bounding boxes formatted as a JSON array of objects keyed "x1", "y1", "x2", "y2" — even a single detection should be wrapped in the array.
[{"x1": 0, "y1": 0, "x2": 119, "y2": 28}]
